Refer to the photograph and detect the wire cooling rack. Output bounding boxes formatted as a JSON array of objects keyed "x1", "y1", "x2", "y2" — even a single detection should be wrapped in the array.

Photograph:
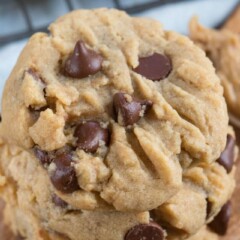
[{"x1": 0, "y1": 0, "x2": 193, "y2": 46}]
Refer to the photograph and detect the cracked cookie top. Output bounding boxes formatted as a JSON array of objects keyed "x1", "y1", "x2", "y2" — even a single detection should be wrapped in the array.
[{"x1": 0, "y1": 9, "x2": 228, "y2": 212}]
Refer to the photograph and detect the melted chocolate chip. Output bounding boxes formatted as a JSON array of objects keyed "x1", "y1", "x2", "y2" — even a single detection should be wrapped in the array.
[
  {"x1": 50, "y1": 153, "x2": 79, "y2": 193},
  {"x1": 133, "y1": 53, "x2": 172, "y2": 81},
  {"x1": 208, "y1": 201, "x2": 232, "y2": 236},
  {"x1": 74, "y1": 121, "x2": 109, "y2": 153},
  {"x1": 125, "y1": 222, "x2": 164, "y2": 240},
  {"x1": 52, "y1": 194, "x2": 68, "y2": 208},
  {"x1": 34, "y1": 147, "x2": 51, "y2": 165},
  {"x1": 217, "y1": 134, "x2": 235, "y2": 173},
  {"x1": 63, "y1": 40, "x2": 103, "y2": 78},
  {"x1": 113, "y1": 92, "x2": 152, "y2": 126}
]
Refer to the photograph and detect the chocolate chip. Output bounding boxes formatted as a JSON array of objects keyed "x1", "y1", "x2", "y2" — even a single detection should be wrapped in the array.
[
  {"x1": 113, "y1": 92, "x2": 152, "y2": 126},
  {"x1": 133, "y1": 53, "x2": 172, "y2": 81},
  {"x1": 74, "y1": 121, "x2": 109, "y2": 153},
  {"x1": 217, "y1": 134, "x2": 235, "y2": 173},
  {"x1": 63, "y1": 40, "x2": 103, "y2": 78},
  {"x1": 125, "y1": 222, "x2": 165, "y2": 240},
  {"x1": 0, "y1": 114, "x2": 2, "y2": 122},
  {"x1": 34, "y1": 147, "x2": 51, "y2": 166},
  {"x1": 208, "y1": 201, "x2": 232, "y2": 236},
  {"x1": 50, "y1": 153, "x2": 79, "y2": 193},
  {"x1": 52, "y1": 194, "x2": 68, "y2": 208}
]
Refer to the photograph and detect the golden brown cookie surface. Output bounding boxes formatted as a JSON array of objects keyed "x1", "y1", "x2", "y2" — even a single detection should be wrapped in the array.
[
  {"x1": 0, "y1": 8, "x2": 234, "y2": 240},
  {"x1": 190, "y1": 17, "x2": 240, "y2": 120}
]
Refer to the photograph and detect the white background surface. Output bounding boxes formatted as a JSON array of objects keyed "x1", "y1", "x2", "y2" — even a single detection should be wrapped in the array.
[{"x1": 0, "y1": 0, "x2": 238, "y2": 99}]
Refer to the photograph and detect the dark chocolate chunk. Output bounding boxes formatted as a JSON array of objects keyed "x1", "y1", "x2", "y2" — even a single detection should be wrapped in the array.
[
  {"x1": 113, "y1": 92, "x2": 152, "y2": 126},
  {"x1": 217, "y1": 134, "x2": 235, "y2": 173},
  {"x1": 125, "y1": 222, "x2": 165, "y2": 240},
  {"x1": 208, "y1": 201, "x2": 232, "y2": 236},
  {"x1": 63, "y1": 40, "x2": 103, "y2": 78},
  {"x1": 50, "y1": 153, "x2": 79, "y2": 193},
  {"x1": 133, "y1": 53, "x2": 172, "y2": 81},
  {"x1": 52, "y1": 194, "x2": 68, "y2": 208},
  {"x1": 74, "y1": 121, "x2": 109, "y2": 153},
  {"x1": 34, "y1": 147, "x2": 51, "y2": 165}
]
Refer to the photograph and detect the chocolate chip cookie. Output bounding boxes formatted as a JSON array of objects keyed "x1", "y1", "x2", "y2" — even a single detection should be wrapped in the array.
[
  {"x1": 0, "y1": 8, "x2": 235, "y2": 240},
  {"x1": 0, "y1": 131, "x2": 236, "y2": 240},
  {"x1": 190, "y1": 17, "x2": 240, "y2": 124}
]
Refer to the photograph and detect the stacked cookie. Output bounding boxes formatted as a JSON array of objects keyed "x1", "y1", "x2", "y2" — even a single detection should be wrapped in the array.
[
  {"x1": 190, "y1": 17, "x2": 240, "y2": 127},
  {"x1": 0, "y1": 9, "x2": 237, "y2": 240}
]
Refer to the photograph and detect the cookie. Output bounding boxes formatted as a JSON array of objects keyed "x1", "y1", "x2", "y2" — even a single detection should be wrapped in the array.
[
  {"x1": 0, "y1": 8, "x2": 229, "y2": 213},
  {"x1": 223, "y1": 5, "x2": 240, "y2": 33},
  {"x1": 0, "y1": 202, "x2": 219, "y2": 240},
  {"x1": 0, "y1": 127, "x2": 236, "y2": 240},
  {"x1": 189, "y1": 17, "x2": 240, "y2": 123},
  {"x1": 0, "y1": 8, "x2": 235, "y2": 240}
]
